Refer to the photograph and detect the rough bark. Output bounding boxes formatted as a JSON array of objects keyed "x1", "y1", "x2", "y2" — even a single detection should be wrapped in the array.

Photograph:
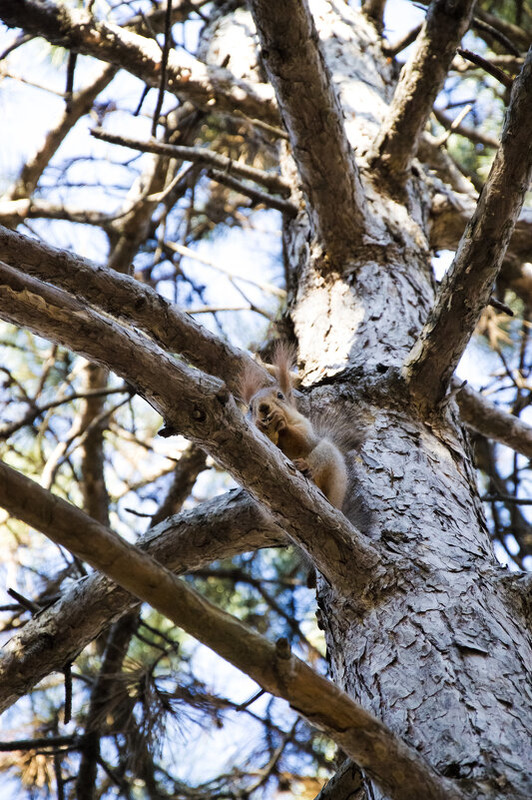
[
  {"x1": 0, "y1": 263, "x2": 381, "y2": 597},
  {"x1": 0, "y1": 460, "x2": 466, "y2": 800},
  {"x1": 0, "y1": 225, "x2": 263, "y2": 396},
  {"x1": 271, "y1": 5, "x2": 532, "y2": 799}
]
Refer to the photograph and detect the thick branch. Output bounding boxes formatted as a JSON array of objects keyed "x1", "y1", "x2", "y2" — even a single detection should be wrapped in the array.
[
  {"x1": 370, "y1": 0, "x2": 476, "y2": 178},
  {"x1": 0, "y1": 225, "x2": 259, "y2": 396},
  {"x1": 248, "y1": 0, "x2": 368, "y2": 261},
  {"x1": 0, "y1": 461, "x2": 464, "y2": 800},
  {"x1": 0, "y1": 264, "x2": 382, "y2": 594},
  {"x1": 0, "y1": 490, "x2": 283, "y2": 714},
  {"x1": 403, "y1": 48, "x2": 532, "y2": 410},
  {"x1": 0, "y1": 0, "x2": 278, "y2": 123},
  {"x1": 456, "y1": 382, "x2": 532, "y2": 460}
]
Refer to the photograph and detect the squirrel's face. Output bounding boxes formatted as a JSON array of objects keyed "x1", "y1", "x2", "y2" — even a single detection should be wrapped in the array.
[
  {"x1": 248, "y1": 387, "x2": 285, "y2": 420},
  {"x1": 247, "y1": 387, "x2": 287, "y2": 444}
]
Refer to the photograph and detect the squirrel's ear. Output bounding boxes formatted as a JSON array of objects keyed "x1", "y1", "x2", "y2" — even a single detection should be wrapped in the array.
[
  {"x1": 273, "y1": 341, "x2": 296, "y2": 398},
  {"x1": 238, "y1": 362, "x2": 265, "y2": 404}
]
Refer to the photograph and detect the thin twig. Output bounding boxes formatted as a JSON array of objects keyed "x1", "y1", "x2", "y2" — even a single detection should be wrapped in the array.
[
  {"x1": 489, "y1": 297, "x2": 514, "y2": 316},
  {"x1": 207, "y1": 168, "x2": 298, "y2": 217},
  {"x1": 457, "y1": 48, "x2": 513, "y2": 89},
  {"x1": 91, "y1": 127, "x2": 291, "y2": 195},
  {"x1": 0, "y1": 384, "x2": 131, "y2": 440},
  {"x1": 471, "y1": 15, "x2": 521, "y2": 58},
  {"x1": 65, "y1": 51, "x2": 77, "y2": 109},
  {"x1": 383, "y1": 24, "x2": 422, "y2": 58},
  {"x1": 0, "y1": 735, "x2": 81, "y2": 751},
  {"x1": 433, "y1": 107, "x2": 499, "y2": 149},
  {"x1": 0, "y1": 33, "x2": 35, "y2": 61},
  {"x1": 481, "y1": 494, "x2": 532, "y2": 505},
  {"x1": 7, "y1": 588, "x2": 40, "y2": 614},
  {"x1": 165, "y1": 240, "x2": 286, "y2": 298},
  {"x1": 63, "y1": 662, "x2": 73, "y2": 724},
  {"x1": 151, "y1": 0, "x2": 173, "y2": 136},
  {"x1": 433, "y1": 103, "x2": 474, "y2": 147}
]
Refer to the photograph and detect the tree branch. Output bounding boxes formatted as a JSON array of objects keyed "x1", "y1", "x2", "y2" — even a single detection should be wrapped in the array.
[
  {"x1": 91, "y1": 127, "x2": 291, "y2": 196},
  {"x1": 475, "y1": 8, "x2": 530, "y2": 53},
  {"x1": 403, "y1": 48, "x2": 532, "y2": 411},
  {"x1": 248, "y1": 0, "x2": 368, "y2": 261},
  {"x1": 0, "y1": 490, "x2": 283, "y2": 715},
  {"x1": 432, "y1": 107, "x2": 499, "y2": 150},
  {"x1": 0, "y1": 225, "x2": 260, "y2": 396},
  {"x1": 0, "y1": 198, "x2": 116, "y2": 227},
  {"x1": 370, "y1": 0, "x2": 476, "y2": 179},
  {"x1": 457, "y1": 47, "x2": 514, "y2": 90},
  {"x1": 0, "y1": 263, "x2": 382, "y2": 594},
  {"x1": 361, "y1": 0, "x2": 387, "y2": 31},
  {"x1": 0, "y1": 0, "x2": 278, "y2": 123},
  {"x1": 0, "y1": 460, "x2": 465, "y2": 800},
  {"x1": 206, "y1": 168, "x2": 297, "y2": 216},
  {"x1": 456, "y1": 382, "x2": 532, "y2": 460}
]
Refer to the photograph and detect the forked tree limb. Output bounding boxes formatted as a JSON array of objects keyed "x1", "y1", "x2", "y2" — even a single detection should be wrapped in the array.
[
  {"x1": 0, "y1": 0, "x2": 278, "y2": 123},
  {"x1": 0, "y1": 490, "x2": 284, "y2": 715},
  {"x1": 403, "y1": 48, "x2": 532, "y2": 412},
  {"x1": 0, "y1": 460, "x2": 466, "y2": 800},
  {"x1": 370, "y1": 0, "x2": 477, "y2": 178},
  {"x1": 3, "y1": 225, "x2": 532, "y2": 461},
  {"x1": 248, "y1": 0, "x2": 369, "y2": 261},
  {"x1": 0, "y1": 263, "x2": 382, "y2": 595},
  {"x1": 0, "y1": 225, "x2": 262, "y2": 396}
]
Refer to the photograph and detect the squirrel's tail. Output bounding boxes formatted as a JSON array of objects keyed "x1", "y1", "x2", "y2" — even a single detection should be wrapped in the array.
[{"x1": 272, "y1": 341, "x2": 297, "y2": 399}]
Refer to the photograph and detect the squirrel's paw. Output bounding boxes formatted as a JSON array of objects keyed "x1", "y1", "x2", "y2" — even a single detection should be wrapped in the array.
[
  {"x1": 269, "y1": 409, "x2": 287, "y2": 432},
  {"x1": 293, "y1": 458, "x2": 312, "y2": 478}
]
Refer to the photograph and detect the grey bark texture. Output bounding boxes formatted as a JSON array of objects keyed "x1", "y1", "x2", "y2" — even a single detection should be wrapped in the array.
[{"x1": 251, "y1": 3, "x2": 531, "y2": 798}]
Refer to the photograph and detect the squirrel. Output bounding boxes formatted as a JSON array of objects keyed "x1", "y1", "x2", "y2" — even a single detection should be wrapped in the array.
[{"x1": 240, "y1": 344, "x2": 348, "y2": 509}]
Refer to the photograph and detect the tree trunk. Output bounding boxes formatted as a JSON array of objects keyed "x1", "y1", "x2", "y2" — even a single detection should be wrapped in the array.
[{"x1": 244, "y1": 3, "x2": 531, "y2": 797}]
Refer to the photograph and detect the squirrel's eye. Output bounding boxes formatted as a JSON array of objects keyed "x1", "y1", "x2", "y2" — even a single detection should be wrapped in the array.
[{"x1": 277, "y1": 391, "x2": 284, "y2": 399}]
